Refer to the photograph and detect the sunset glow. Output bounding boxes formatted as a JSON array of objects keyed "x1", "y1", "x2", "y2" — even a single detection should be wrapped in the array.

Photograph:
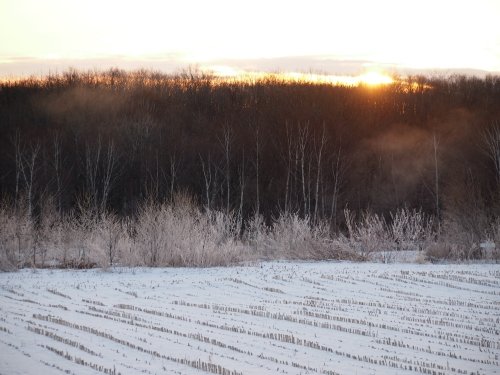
[
  {"x1": 201, "y1": 67, "x2": 395, "y2": 87},
  {"x1": 357, "y1": 72, "x2": 394, "y2": 86},
  {"x1": 0, "y1": 0, "x2": 499, "y2": 77}
]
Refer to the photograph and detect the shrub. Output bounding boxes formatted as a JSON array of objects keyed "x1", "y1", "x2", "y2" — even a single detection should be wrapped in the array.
[
  {"x1": 342, "y1": 209, "x2": 389, "y2": 260},
  {"x1": 263, "y1": 213, "x2": 336, "y2": 260},
  {"x1": 94, "y1": 213, "x2": 124, "y2": 268},
  {"x1": 243, "y1": 214, "x2": 268, "y2": 258},
  {"x1": 342, "y1": 208, "x2": 434, "y2": 262},
  {"x1": 131, "y1": 196, "x2": 244, "y2": 267},
  {"x1": 0, "y1": 201, "x2": 34, "y2": 270}
]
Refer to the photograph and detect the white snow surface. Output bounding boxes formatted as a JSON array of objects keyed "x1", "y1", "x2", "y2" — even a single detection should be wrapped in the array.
[{"x1": 0, "y1": 262, "x2": 499, "y2": 375}]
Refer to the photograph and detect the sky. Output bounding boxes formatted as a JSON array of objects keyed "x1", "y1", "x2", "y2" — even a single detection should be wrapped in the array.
[{"x1": 1, "y1": 0, "x2": 499, "y2": 78}]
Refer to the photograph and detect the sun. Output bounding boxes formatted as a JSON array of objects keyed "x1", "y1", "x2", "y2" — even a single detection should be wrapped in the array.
[{"x1": 357, "y1": 71, "x2": 393, "y2": 86}]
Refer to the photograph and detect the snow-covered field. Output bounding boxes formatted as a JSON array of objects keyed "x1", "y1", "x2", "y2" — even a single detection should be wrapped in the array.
[{"x1": 0, "y1": 262, "x2": 499, "y2": 375}]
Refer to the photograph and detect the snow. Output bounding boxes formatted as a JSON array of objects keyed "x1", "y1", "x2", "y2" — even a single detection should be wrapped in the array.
[{"x1": 0, "y1": 262, "x2": 499, "y2": 375}]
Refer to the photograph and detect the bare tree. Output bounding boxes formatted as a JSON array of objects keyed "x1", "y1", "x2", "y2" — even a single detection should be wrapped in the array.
[
  {"x1": 433, "y1": 133, "x2": 441, "y2": 232},
  {"x1": 12, "y1": 131, "x2": 22, "y2": 208},
  {"x1": 298, "y1": 123, "x2": 309, "y2": 217},
  {"x1": 100, "y1": 213, "x2": 122, "y2": 267},
  {"x1": 200, "y1": 153, "x2": 218, "y2": 211},
  {"x1": 330, "y1": 142, "x2": 346, "y2": 231},
  {"x1": 145, "y1": 150, "x2": 160, "y2": 202},
  {"x1": 18, "y1": 143, "x2": 40, "y2": 218},
  {"x1": 168, "y1": 153, "x2": 178, "y2": 201},
  {"x1": 254, "y1": 125, "x2": 260, "y2": 217},
  {"x1": 218, "y1": 126, "x2": 233, "y2": 214},
  {"x1": 85, "y1": 141, "x2": 100, "y2": 215},
  {"x1": 313, "y1": 124, "x2": 327, "y2": 224},
  {"x1": 282, "y1": 122, "x2": 294, "y2": 214},
  {"x1": 85, "y1": 138, "x2": 117, "y2": 216},
  {"x1": 237, "y1": 150, "x2": 246, "y2": 233},
  {"x1": 482, "y1": 121, "x2": 500, "y2": 191},
  {"x1": 51, "y1": 133, "x2": 68, "y2": 217},
  {"x1": 11, "y1": 133, "x2": 41, "y2": 217}
]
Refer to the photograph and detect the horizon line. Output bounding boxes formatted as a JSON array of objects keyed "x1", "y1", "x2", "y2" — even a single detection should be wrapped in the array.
[{"x1": 1, "y1": 54, "x2": 498, "y2": 80}]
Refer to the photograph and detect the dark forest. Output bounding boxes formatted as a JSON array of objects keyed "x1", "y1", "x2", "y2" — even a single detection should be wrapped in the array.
[{"x1": 1, "y1": 70, "x2": 499, "y2": 268}]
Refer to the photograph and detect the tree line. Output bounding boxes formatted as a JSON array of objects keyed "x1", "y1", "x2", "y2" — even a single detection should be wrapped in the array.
[{"x1": 0, "y1": 69, "x2": 499, "y2": 267}]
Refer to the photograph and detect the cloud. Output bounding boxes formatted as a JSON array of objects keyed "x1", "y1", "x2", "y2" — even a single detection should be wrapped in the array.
[
  {"x1": 0, "y1": 55, "x2": 190, "y2": 78},
  {"x1": 0, "y1": 55, "x2": 495, "y2": 79}
]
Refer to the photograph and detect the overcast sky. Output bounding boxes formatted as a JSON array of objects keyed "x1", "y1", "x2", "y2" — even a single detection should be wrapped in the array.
[{"x1": 1, "y1": 0, "x2": 499, "y2": 77}]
